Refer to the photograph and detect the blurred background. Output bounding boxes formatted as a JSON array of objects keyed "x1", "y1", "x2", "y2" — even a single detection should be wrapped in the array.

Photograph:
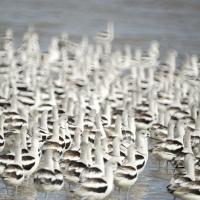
[{"x1": 0, "y1": 0, "x2": 200, "y2": 55}]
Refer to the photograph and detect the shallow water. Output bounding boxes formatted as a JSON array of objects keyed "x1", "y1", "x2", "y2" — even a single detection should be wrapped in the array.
[{"x1": 0, "y1": 0, "x2": 199, "y2": 199}]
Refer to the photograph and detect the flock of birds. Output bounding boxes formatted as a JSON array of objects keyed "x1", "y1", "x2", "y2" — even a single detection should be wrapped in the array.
[{"x1": 0, "y1": 23, "x2": 199, "y2": 200}]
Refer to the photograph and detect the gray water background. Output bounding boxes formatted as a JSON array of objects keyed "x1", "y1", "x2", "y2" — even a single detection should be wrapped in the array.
[{"x1": 0, "y1": 0, "x2": 200, "y2": 199}]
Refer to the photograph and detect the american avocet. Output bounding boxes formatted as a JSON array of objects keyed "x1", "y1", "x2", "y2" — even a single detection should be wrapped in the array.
[
  {"x1": 73, "y1": 161, "x2": 114, "y2": 200},
  {"x1": 135, "y1": 130, "x2": 149, "y2": 174},
  {"x1": 2, "y1": 131, "x2": 24, "y2": 194},
  {"x1": 48, "y1": 36, "x2": 60, "y2": 64},
  {"x1": 60, "y1": 127, "x2": 82, "y2": 170},
  {"x1": 80, "y1": 144, "x2": 104, "y2": 182},
  {"x1": 3, "y1": 93, "x2": 27, "y2": 137},
  {"x1": 149, "y1": 109, "x2": 168, "y2": 142},
  {"x1": 152, "y1": 119, "x2": 183, "y2": 163},
  {"x1": 22, "y1": 125, "x2": 40, "y2": 178},
  {"x1": 101, "y1": 100, "x2": 112, "y2": 127},
  {"x1": 63, "y1": 142, "x2": 90, "y2": 185},
  {"x1": 47, "y1": 106, "x2": 59, "y2": 132},
  {"x1": 95, "y1": 22, "x2": 114, "y2": 43},
  {"x1": 52, "y1": 154, "x2": 64, "y2": 191},
  {"x1": 135, "y1": 100, "x2": 156, "y2": 130},
  {"x1": 167, "y1": 153, "x2": 195, "y2": 193},
  {"x1": 172, "y1": 126, "x2": 193, "y2": 167},
  {"x1": 37, "y1": 86, "x2": 56, "y2": 113},
  {"x1": 109, "y1": 137, "x2": 125, "y2": 168},
  {"x1": 43, "y1": 120, "x2": 63, "y2": 156},
  {"x1": 38, "y1": 110, "x2": 50, "y2": 144},
  {"x1": 34, "y1": 149, "x2": 55, "y2": 200},
  {"x1": 107, "y1": 115, "x2": 123, "y2": 140},
  {"x1": 0, "y1": 125, "x2": 27, "y2": 175},
  {"x1": 19, "y1": 123, "x2": 29, "y2": 154},
  {"x1": 114, "y1": 143, "x2": 138, "y2": 199},
  {"x1": 17, "y1": 85, "x2": 36, "y2": 107},
  {"x1": 59, "y1": 114, "x2": 72, "y2": 151},
  {"x1": 170, "y1": 154, "x2": 200, "y2": 200}
]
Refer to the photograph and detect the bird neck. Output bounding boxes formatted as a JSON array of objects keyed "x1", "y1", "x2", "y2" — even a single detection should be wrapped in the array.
[
  {"x1": 164, "y1": 110, "x2": 171, "y2": 127},
  {"x1": 11, "y1": 94, "x2": 18, "y2": 111},
  {"x1": 112, "y1": 138, "x2": 120, "y2": 157},
  {"x1": 52, "y1": 121, "x2": 60, "y2": 141},
  {"x1": 73, "y1": 129, "x2": 81, "y2": 148},
  {"x1": 67, "y1": 100, "x2": 74, "y2": 116},
  {"x1": 80, "y1": 145, "x2": 88, "y2": 165},
  {"x1": 105, "y1": 164, "x2": 113, "y2": 186},
  {"x1": 0, "y1": 116, "x2": 4, "y2": 136},
  {"x1": 44, "y1": 150, "x2": 54, "y2": 170},
  {"x1": 30, "y1": 138, "x2": 39, "y2": 156},
  {"x1": 102, "y1": 138, "x2": 109, "y2": 154},
  {"x1": 136, "y1": 136, "x2": 148, "y2": 157},
  {"x1": 77, "y1": 111, "x2": 85, "y2": 131},
  {"x1": 95, "y1": 148, "x2": 104, "y2": 170},
  {"x1": 54, "y1": 159, "x2": 60, "y2": 171},
  {"x1": 87, "y1": 145, "x2": 93, "y2": 166},
  {"x1": 115, "y1": 118, "x2": 122, "y2": 139},
  {"x1": 128, "y1": 116, "x2": 136, "y2": 136},
  {"x1": 21, "y1": 131, "x2": 27, "y2": 150},
  {"x1": 148, "y1": 67, "x2": 154, "y2": 86},
  {"x1": 195, "y1": 115, "x2": 200, "y2": 130},
  {"x1": 104, "y1": 103, "x2": 111, "y2": 126},
  {"x1": 122, "y1": 111, "x2": 128, "y2": 128},
  {"x1": 183, "y1": 131, "x2": 192, "y2": 153},
  {"x1": 94, "y1": 133, "x2": 101, "y2": 147},
  {"x1": 82, "y1": 131, "x2": 89, "y2": 143},
  {"x1": 41, "y1": 112, "x2": 48, "y2": 130},
  {"x1": 14, "y1": 146, "x2": 22, "y2": 165},
  {"x1": 191, "y1": 105, "x2": 197, "y2": 120},
  {"x1": 176, "y1": 123, "x2": 185, "y2": 142},
  {"x1": 158, "y1": 110, "x2": 165, "y2": 125},
  {"x1": 167, "y1": 121, "x2": 175, "y2": 140},
  {"x1": 96, "y1": 115, "x2": 107, "y2": 139},
  {"x1": 127, "y1": 146, "x2": 136, "y2": 163},
  {"x1": 186, "y1": 158, "x2": 195, "y2": 181},
  {"x1": 52, "y1": 106, "x2": 59, "y2": 121}
]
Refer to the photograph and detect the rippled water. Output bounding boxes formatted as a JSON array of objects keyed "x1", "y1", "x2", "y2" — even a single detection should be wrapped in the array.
[{"x1": 0, "y1": 0, "x2": 200, "y2": 199}]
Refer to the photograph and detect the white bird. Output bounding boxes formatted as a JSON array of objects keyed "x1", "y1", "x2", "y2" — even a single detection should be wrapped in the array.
[
  {"x1": 2, "y1": 131, "x2": 24, "y2": 193},
  {"x1": 52, "y1": 154, "x2": 64, "y2": 191},
  {"x1": 43, "y1": 120, "x2": 63, "y2": 156},
  {"x1": 135, "y1": 130, "x2": 149, "y2": 174},
  {"x1": 63, "y1": 142, "x2": 91, "y2": 185},
  {"x1": 152, "y1": 119, "x2": 184, "y2": 162},
  {"x1": 22, "y1": 124, "x2": 41, "y2": 178},
  {"x1": 74, "y1": 161, "x2": 114, "y2": 200},
  {"x1": 80, "y1": 143, "x2": 104, "y2": 182},
  {"x1": 114, "y1": 143, "x2": 138, "y2": 188},
  {"x1": 34, "y1": 149, "x2": 56, "y2": 200},
  {"x1": 172, "y1": 154, "x2": 200, "y2": 200}
]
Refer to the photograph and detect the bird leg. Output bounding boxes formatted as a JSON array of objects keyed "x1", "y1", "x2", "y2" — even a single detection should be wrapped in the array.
[
  {"x1": 5, "y1": 185, "x2": 9, "y2": 196},
  {"x1": 15, "y1": 186, "x2": 18, "y2": 196},
  {"x1": 126, "y1": 185, "x2": 132, "y2": 200},
  {"x1": 45, "y1": 192, "x2": 48, "y2": 200},
  {"x1": 158, "y1": 160, "x2": 162, "y2": 169}
]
